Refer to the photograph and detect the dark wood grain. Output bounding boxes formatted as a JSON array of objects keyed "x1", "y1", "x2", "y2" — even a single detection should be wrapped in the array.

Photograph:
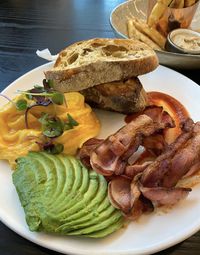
[{"x1": 0, "y1": 0, "x2": 200, "y2": 254}]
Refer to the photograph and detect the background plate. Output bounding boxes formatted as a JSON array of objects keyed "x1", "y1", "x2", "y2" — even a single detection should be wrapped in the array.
[
  {"x1": 0, "y1": 62, "x2": 200, "y2": 255},
  {"x1": 110, "y1": 0, "x2": 200, "y2": 69}
]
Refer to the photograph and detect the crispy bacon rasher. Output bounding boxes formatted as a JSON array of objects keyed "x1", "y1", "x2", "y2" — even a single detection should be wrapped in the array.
[
  {"x1": 78, "y1": 105, "x2": 200, "y2": 220},
  {"x1": 89, "y1": 106, "x2": 174, "y2": 177}
]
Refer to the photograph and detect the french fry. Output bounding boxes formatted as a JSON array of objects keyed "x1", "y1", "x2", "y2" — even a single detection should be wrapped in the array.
[
  {"x1": 177, "y1": 0, "x2": 185, "y2": 7},
  {"x1": 170, "y1": 0, "x2": 185, "y2": 8},
  {"x1": 127, "y1": 20, "x2": 162, "y2": 50},
  {"x1": 132, "y1": 18, "x2": 166, "y2": 49},
  {"x1": 169, "y1": 0, "x2": 178, "y2": 7},
  {"x1": 184, "y1": 0, "x2": 196, "y2": 7},
  {"x1": 148, "y1": 0, "x2": 174, "y2": 27}
]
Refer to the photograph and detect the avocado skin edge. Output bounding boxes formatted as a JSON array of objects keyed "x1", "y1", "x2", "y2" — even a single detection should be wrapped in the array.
[{"x1": 13, "y1": 152, "x2": 125, "y2": 238}]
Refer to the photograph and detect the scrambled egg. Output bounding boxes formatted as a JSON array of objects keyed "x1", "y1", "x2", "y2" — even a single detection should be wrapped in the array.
[{"x1": 0, "y1": 92, "x2": 100, "y2": 167}]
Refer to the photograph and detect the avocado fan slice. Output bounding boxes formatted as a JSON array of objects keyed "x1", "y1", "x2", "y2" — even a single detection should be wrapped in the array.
[
  {"x1": 33, "y1": 153, "x2": 86, "y2": 210},
  {"x1": 57, "y1": 202, "x2": 116, "y2": 231},
  {"x1": 84, "y1": 217, "x2": 125, "y2": 238},
  {"x1": 37, "y1": 152, "x2": 67, "y2": 202},
  {"x1": 58, "y1": 194, "x2": 111, "y2": 228},
  {"x1": 13, "y1": 152, "x2": 124, "y2": 237},
  {"x1": 27, "y1": 152, "x2": 59, "y2": 200},
  {"x1": 49, "y1": 155, "x2": 89, "y2": 214},
  {"x1": 49, "y1": 156, "x2": 91, "y2": 213},
  {"x1": 64, "y1": 209, "x2": 123, "y2": 235},
  {"x1": 56, "y1": 157, "x2": 114, "y2": 230},
  {"x1": 25, "y1": 153, "x2": 90, "y2": 232},
  {"x1": 13, "y1": 154, "x2": 49, "y2": 231},
  {"x1": 46, "y1": 170, "x2": 99, "y2": 221},
  {"x1": 54, "y1": 164, "x2": 107, "y2": 217}
]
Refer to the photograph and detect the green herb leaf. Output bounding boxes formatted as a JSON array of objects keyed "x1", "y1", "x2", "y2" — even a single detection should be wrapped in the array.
[
  {"x1": 39, "y1": 113, "x2": 64, "y2": 138},
  {"x1": 43, "y1": 124, "x2": 63, "y2": 138},
  {"x1": 67, "y1": 113, "x2": 79, "y2": 127},
  {"x1": 38, "y1": 113, "x2": 49, "y2": 125},
  {"x1": 51, "y1": 92, "x2": 64, "y2": 105},
  {"x1": 16, "y1": 99, "x2": 28, "y2": 111},
  {"x1": 33, "y1": 85, "x2": 44, "y2": 91}
]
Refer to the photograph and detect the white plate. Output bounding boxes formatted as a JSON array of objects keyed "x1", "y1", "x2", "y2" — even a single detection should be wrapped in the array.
[
  {"x1": 110, "y1": 0, "x2": 200, "y2": 69},
  {"x1": 0, "y1": 62, "x2": 200, "y2": 255}
]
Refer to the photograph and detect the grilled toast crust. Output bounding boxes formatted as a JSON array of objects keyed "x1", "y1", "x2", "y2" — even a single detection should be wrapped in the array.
[{"x1": 45, "y1": 38, "x2": 158, "y2": 92}]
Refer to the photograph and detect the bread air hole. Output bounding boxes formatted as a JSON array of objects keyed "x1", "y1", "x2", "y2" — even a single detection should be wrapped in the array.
[
  {"x1": 81, "y1": 48, "x2": 93, "y2": 56},
  {"x1": 102, "y1": 45, "x2": 128, "y2": 57},
  {"x1": 91, "y1": 42, "x2": 105, "y2": 48},
  {"x1": 67, "y1": 53, "x2": 79, "y2": 65}
]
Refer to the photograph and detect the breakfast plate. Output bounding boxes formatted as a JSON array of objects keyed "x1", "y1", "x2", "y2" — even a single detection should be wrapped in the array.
[
  {"x1": 0, "y1": 62, "x2": 200, "y2": 255},
  {"x1": 110, "y1": 0, "x2": 200, "y2": 69}
]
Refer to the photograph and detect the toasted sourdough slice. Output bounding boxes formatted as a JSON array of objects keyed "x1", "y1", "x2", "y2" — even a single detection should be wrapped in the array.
[
  {"x1": 80, "y1": 77, "x2": 148, "y2": 114},
  {"x1": 45, "y1": 38, "x2": 158, "y2": 92}
]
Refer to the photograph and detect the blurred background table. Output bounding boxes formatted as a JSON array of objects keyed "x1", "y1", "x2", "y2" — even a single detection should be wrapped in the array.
[{"x1": 0, "y1": 0, "x2": 200, "y2": 254}]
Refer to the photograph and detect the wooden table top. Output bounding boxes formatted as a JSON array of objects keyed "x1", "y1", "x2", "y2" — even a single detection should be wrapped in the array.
[{"x1": 0, "y1": 0, "x2": 200, "y2": 254}]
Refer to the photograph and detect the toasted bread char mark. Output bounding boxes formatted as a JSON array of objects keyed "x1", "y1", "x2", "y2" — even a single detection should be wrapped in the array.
[{"x1": 45, "y1": 38, "x2": 158, "y2": 92}]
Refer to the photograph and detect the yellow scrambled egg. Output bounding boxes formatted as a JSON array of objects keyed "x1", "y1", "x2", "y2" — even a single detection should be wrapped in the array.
[{"x1": 0, "y1": 92, "x2": 100, "y2": 167}]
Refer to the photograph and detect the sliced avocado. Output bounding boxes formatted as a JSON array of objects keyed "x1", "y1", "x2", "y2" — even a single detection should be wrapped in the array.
[
  {"x1": 28, "y1": 152, "x2": 58, "y2": 200},
  {"x1": 46, "y1": 154, "x2": 75, "y2": 207},
  {"x1": 84, "y1": 217, "x2": 125, "y2": 238},
  {"x1": 61, "y1": 194, "x2": 111, "y2": 223},
  {"x1": 61, "y1": 210, "x2": 122, "y2": 235},
  {"x1": 46, "y1": 170, "x2": 99, "y2": 221},
  {"x1": 56, "y1": 170, "x2": 106, "y2": 216},
  {"x1": 49, "y1": 156, "x2": 90, "y2": 213},
  {"x1": 38, "y1": 152, "x2": 66, "y2": 202},
  {"x1": 13, "y1": 152, "x2": 124, "y2": 237},
  {"x1": 13, "y1": 155, "x2": 47, "y2": 231},
  {"x1": 57, "y1": 203, "x2": 116, "y2": 231},
  {"x1": 13, "y1": 157, "x2": 36, "y2": 206},
  {"x1": 56, "y1": 173, "x2": 110, "y2": 228}
]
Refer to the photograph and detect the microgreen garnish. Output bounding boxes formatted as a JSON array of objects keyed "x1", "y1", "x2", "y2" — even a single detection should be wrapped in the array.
[
  {"x1": 24, "y1": 101, "x2": 52, "y2": 129},
  {"x1": 35, "y1": 112, "x2": 79, "y2": 155},
  {"x1": 15, "y1": 99, "x2": 28, "y2": 111},
  {"x1": 1, "y1": 80, "x2": 75, "y2": 156},
  {"x1": 39, "y1": 113, "x2": 64, "y2": 138},
  {"x1": 64, "y1": 113, "x2": 79, "y2": 130},
  {"x1": 20, "y1": 91, "x2": 64, "y2": 105},
  {"x1": 16, "y1": 80, "x2": 66, "y2": 128},
  {"x1": 38, "y1": 113, "x2": 79, "y2": 138}
]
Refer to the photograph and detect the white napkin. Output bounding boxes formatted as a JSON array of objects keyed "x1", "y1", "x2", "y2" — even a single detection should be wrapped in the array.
[{"x1": 36, "y1": 49, "x2": 58, "y2": 61}]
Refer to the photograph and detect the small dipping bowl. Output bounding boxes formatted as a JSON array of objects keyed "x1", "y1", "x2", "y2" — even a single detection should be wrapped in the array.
[{"x1": 165, "y1": 28, "x2": 200, "y2": 55}]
